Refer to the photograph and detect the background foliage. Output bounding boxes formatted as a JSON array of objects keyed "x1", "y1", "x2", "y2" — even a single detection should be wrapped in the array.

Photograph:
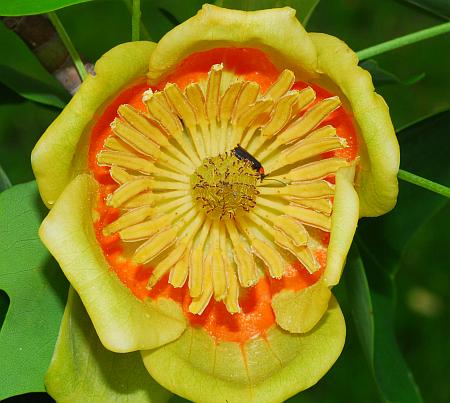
[{"x1": 0, "y1": 0, "x2": 449, "y2": 402}]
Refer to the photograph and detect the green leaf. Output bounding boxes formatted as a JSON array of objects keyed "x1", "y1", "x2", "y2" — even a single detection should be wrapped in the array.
[
  {"x1": 0, "y1": 164, "x2": 12, "y2": 192},
  {"x1": 399, "y1": 0, "x2": 450, "y2": 20},
  {"x1": 0, "y1": 0, "x2": 94, "y2": 16},
  {"x1": 152, "y1": 0, "x2": 204, "y2": 24},
  {"x1": 394, "y1": 203, "x2": 450, "y2": 403},
  {"x1": 345, "y1": 242, "x2": 423, "y2": 403},
  {"x1": 140, "y1": 0, "x2": 204, "y2": 42},
  {"x1": 359, "y1": 110, "x2": 450, "y2": 270},
  {"x1": 347, "y1": 111, "x2": 450, "y2": 402},
  {"x1": 0, "y1": 22, "x2": 69, "y2": 108},
  {"x1": 56, "y1": 1, "x2": 132, "y2": 61},
  {"x1": 344, "y1": 245, "x2": 374, "y2": 364},
  {"x1": 0, "y1": 84, "x2": 59, "y2": 185},
  {"x1": 46, "y1": 287, "x2": 172, "y2": 403},
  {"x1": 0, "y1": 181, "x2": 69, "y2": 400},
  {"x1": 360, "y1": 59, "x2": 425, "y2": 87},
  {"x1": 213, "y1": 0, "x2": 320, "y2": 25}
]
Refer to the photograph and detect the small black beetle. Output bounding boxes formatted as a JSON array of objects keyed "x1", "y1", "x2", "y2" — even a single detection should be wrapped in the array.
[{"x1": 232, "y1": 144, "x2": 266, "y2": 180}]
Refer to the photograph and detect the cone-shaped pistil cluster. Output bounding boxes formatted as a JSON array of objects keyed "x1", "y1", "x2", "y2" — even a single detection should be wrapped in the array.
[{"x1": 96, "y1": 65, "x2": 349, "y2": 314}]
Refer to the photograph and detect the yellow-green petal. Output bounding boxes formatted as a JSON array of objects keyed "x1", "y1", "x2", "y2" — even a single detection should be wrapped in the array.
[
  {"x1": 39, "y1": 174, "x2": 186, "y2": 353},
  {"x1": 46, "y1": 287, "x2": 172, "y2": 403},
  {"x1": 325, "y1": 165, "x2": 359, "y2": 285},
  {"x1": 309, "y1": 33, "x2": 400, "y2": 217},
  {"x1": 141, "y1": 297, "x2": 345, "y2": 403},
  {"x1": 271, "y1": 279, "x2": 332, "y2": 333},
  {"x1": 32, "y1": 41, "x2": 156, "y2": 208},
  {"x1": 148, "y1": 4, "x2": 318, "y2": 83}
]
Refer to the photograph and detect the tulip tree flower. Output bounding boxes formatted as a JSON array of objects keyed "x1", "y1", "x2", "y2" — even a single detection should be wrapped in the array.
[{"x1": 32, "y1": 5, "x2": 399, "y2": 403}]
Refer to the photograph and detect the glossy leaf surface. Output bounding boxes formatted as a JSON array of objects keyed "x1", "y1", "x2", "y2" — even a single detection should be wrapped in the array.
[
  {"x1": 361, "y1": 59, "x2": 425, "y2": 87},
  {"x1": 0, "y1": 22, "x2": 69, "y2": 108},
  {"x1": 0, "y1": 182, "x2": 69, "y2": 400},
  {"x1": 0, "y1": 164, "x2": 12, "y2": 192},
  {"x1": 400, "y1": 0, "x2": 450, "y2": 19},
  {"x1": 346, "y1": 111, "x2": 450, "y2": 403},
  {"x1": 0, "y1": 0, "x2": 93, "y2": 15}
]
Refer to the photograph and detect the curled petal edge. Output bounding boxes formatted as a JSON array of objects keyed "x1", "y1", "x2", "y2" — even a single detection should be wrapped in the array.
[
  {"x1": 45, "y1": 287, "x2": 173, "y2": 403},
  {"x1": 147, "y1": 4, "x2": 318, "y2": 83},
  {"x1": 32, "y1": 41, "x2": 156, "y2": 208},
  {"x1": 310, "y1": 33, "x2": 400, "y2": 217},
  {"x1": 39, "y1": 173, "x2": 187, "y2": 353},
  {"x1": 141, "y1": 297, "x2": 345, "y2": 403}
]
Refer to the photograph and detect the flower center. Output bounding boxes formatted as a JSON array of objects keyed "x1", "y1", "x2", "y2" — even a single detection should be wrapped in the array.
[
  {"x1": 94, "y1": 63, "x2": 354, "y2": 315},
  {"x1": 191, "y1": 153, "x2": 259, "y2": 220}
]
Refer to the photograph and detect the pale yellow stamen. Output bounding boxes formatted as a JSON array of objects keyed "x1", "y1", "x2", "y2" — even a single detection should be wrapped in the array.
[
  {"x1": 137, "y1": 210, "x2": 197, "y2": 265},
  {"x1": 292, "y1": 86, "x2": 317, "y2": 113},
  {"x1": 121, "y1": 192, "x2": 155, "y2": 209},
  {"x1": 151, "y1": 180, "x2": 190, "y2": 191},
  {"x1": 103, "y1": 205, "x2": 154, "y2": 236},
  {"x1": 110, "y1": 165, "x2": 135, "y2": 184},
  {"x1": 260, "y1": 91, "x2": 301, "y2": 138},
  {"x1": 119, "y1": 198, "x2": 191, "y2": 241},
  {"x1": 251, "y1": 237, "x2": 285, "y2": 279},
  {"x1": 153, "y1": 169, "x2": 188, "y2": 183},
  {"x1": 259, "y1": 180, "x2": 334, "y2": 198},
  {"x1": 289, "y1": 198, "x2": 333, "y2": 216},
  {"x1": 238, "y1": 216, "x2": 285, "y2": 279},
  {"x1": 119, "y1": 214, "x2": 172, "y2": 242},
  {"x1": 206, "y1": 64, "x2": 223, "y2": 128},
  {"x1": 224, "y1": 258, "x2": 241, "y2": 314},
  {"x1": 247, "y1": 209, "x2": 278, "y2": 238},
  {"x1": 273, "y1": 215, "x2": 309, "y2": 247},
  {"x1": 133, "y1": 226, "x2": 179, "y2": 264},
  {"x1": 111, "y1": 119, "x2": 161, "y2": 159},
  {"x1": 274, "y1": 230, "x2": 319, "y2": 273},
  {"x1": 246, "y1": 86, "x2": 315, "y2": 154},
  {"x1": 164, "y1": 83, "x2": 197, "y2": 133},
  {"x1": 285, "y1": 204, "x2": 332, "y2": 231},
  {"x1": 145, "y1": 90, "x2": 200, "y2": 166},
  {"x1": 164, "y1": 83, "x2": 206, "y2": 159},
  {"x1": 149, "y1": 240, "x2": 190, "y2": 287},
  {"x1": 210, "y1": 221, "x2": 228, "y2": 301},
  {"x1": 118, "y1": 104, "x2": 170, "y2": 148},
  {"x1": 189, "y1": 220, "x2": 212, "y2": 297},
  {"x1": 277, "y1": 157, "x2": 349, "y2": 182},
  {"x1": 277, "y1": 96, "x2": 342, "y2": 144},
  {"x1": 265, "y1": 69, "x2": 295, "y2": 100},
  {"x1": 168, "y1": 242, "x2": 191, "y2": 288},
  {"x1": 219, "y1": 81, "x2": 243, "y2": 124},
  {"x1": 185, "y1": 82, "x2": 209, "y2": 137},
  {"x1": 104, "y1": 136, "x2": 137, "y2": 154},
  {"x1": 249, "y1": 207, "x2": 316, "y2": 269},
  {"x1": 106, "y1": 177, "x2": 154, "y2": 208},
  {"x1": 266, "y1": 136, "x2": 347, "y2": 172},
  {"x1": 117, "y1": 107, "x2": 194, "y2": 170},
  {"x1": 233, "y1": 99, "x2": 274, "y2": 145},
  {"x1": 97, "y1": 150, "x2": 156, "y2": 175},
  {"x1": 148, "y1": 215, "x2": 204, "y2": 288},
  {"x1": 189, "y1": 254, "x2": 213, "y2": 315},
  {"x1": 232, "y1": 81, "x2": 260, "y2": 124},
  {"x1": 304, "y1": 125, "x2": 337, "y2": 141},
  {"x1": 225, "y1": 220, "x2": 257, "y2": 287},
  {"x1": 143, "y1": 89, "x2": 183, "y2": 136},
  {"x1": 258, "y1": 96, "x2": 341, "y2": 160}
]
